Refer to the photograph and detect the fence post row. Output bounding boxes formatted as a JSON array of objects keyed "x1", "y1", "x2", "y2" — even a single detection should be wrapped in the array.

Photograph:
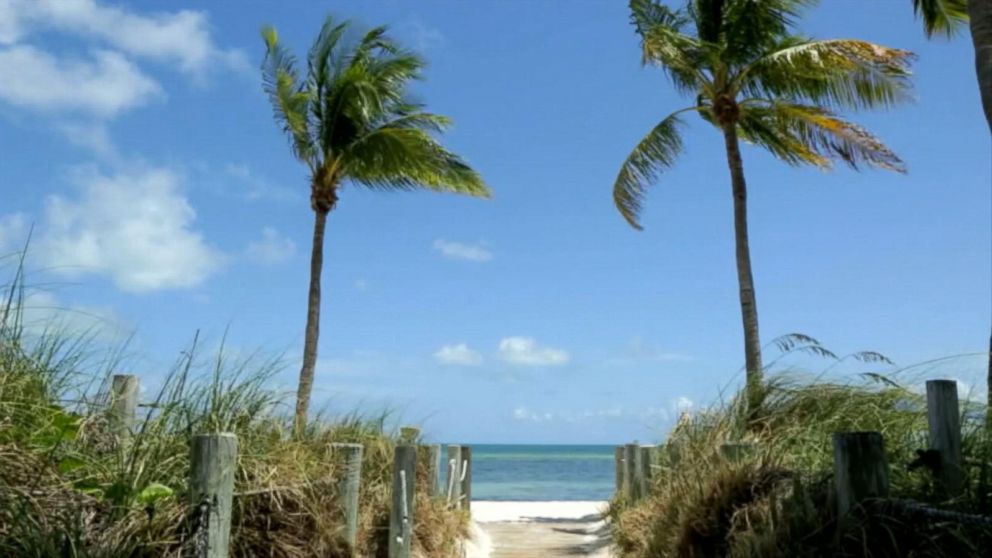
[
  {"x1": 330, "y1": 443, "x2": 363, "y2": 550},
  {"x1": 190, "y1": 432, "x2": 238, "y2": 558},
  {"x1": 425, "y1": 444, "x2": 442, "y2": 497},
  {"x1": 614, "y1": 446, "x2": 624, "y2": 494},
  {"x1": 639, "y1": 445, "x2": 655, "y2": 497},
  {"x1": 926, "y1": 379, "x2": 964, "y2": 497},
  {"x1": 109, "y1": 374, "x2": 138, "y2": 439},
  {"x1": 459, "y1": 446, "x2": 472, "y2": 512},
  {"x1": 832, "y1": 431, "x2": 890, "y2": 519},
  {"x1": 389, "y1": 444, "x2": 417, "y2": 558},
  {"x1": 624, "y1": 443, "x2": 639, "y2": 501}
]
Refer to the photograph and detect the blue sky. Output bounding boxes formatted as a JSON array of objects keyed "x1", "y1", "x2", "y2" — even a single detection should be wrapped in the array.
[{"x1": 0, "y1": 0, "x2": 988, "y2": 444}]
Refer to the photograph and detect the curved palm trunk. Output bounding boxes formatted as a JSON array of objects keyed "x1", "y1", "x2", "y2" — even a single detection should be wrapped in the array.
[
  {"x1": 295, "y1": 207, "x2": 329, "y2": 433},
  {"x1": 966, "y1": 0, "x2": 992, "y2": 426},
  {"x1": 722, "y1": 124, "x2": 765, "y2": 416}
]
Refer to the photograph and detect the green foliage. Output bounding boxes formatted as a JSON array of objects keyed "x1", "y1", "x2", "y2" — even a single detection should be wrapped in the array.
[
  {"x1": 614, "y1": 0, "x2": 913, "y2": 229},
  {"x1": 609, "y1": 342, "x2": 992, "y2": 557},
  {"x1": 0, "y1": 263, "x2": 467, "y2": 557},
  {"x1": 261, "y1": 15, "x2": 489, "y2": 200},
  {"x1": 913, "y1": 0, "x2": 969, "y2": 37}
]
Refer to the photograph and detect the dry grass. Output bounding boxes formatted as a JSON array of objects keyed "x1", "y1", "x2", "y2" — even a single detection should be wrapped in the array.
[
  {"x1": 609, "y1": 337, "x2": 992, "y2": 557},
  {"x1": 0, "y1": 264, "x2": 468, "y2": 557}
]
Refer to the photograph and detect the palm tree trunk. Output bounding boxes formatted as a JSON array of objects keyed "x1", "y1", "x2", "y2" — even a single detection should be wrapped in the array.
[
  {"x1": 722, "y1": 124, "x2": 764, "y2": 416},
  {"x1": 966, "y1": 0, "x2": 992, "y2": 427},
  {"x1": 295, "y1": 207, "x2": 329, "y2": 433}
]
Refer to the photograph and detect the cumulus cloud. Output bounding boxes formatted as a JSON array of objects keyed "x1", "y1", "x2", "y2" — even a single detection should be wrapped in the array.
[
  {"x1": 245, "y1": 227, "x2": 295, "y2": 265},
  {"x1": 0, "y1": 0, "x2": 245, "y2": 74},
  {"x1": 434, "y1": 343, "x2": 483, "y2": 366},
  {"x1": 0, "y1": 45, "x2": 160, "y2": 117},
  {"x1": 0, "y1": 289, "x2": 129, "y2": 339},
  {"x1": 432, "y1": 239, "x2": 493, "y2": 262},
  {"x1": 35, "y1": 166, "x2": 223, "y2": 291},
  {"x1": 498, "y1": 336, "x2": 570, "y2": 366}
]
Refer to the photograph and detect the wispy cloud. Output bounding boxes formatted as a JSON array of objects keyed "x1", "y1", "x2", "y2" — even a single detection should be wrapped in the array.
[
  {"x1": 498, "y1": 336, "x2": 569, "y2": 366},
  {"x1": 245, "y1": 227, "x2": 296, "y2": 266},
  {"x1": 607, "y1": 337, "x2": 692, "y2": 366},
  {"x1": 434, "y1": 343, "x2": 483, "y2": 366},
  {"x1": 433, "y1": 239, "x2": 493, "y2": 262}
]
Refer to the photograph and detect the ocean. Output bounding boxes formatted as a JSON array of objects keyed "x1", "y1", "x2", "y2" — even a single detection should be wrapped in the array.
[{"x1": 466, "y1": 444, "x2": 615, "y2": 501}]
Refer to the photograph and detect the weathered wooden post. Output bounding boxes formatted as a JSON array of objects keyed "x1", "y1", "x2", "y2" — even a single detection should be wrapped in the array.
[
  {"x1": 927, "y1": 379, "x2": 964, "y2": 497},
  {"x1": 190, "y1": 433, "x2": 238, "y2": 558},
  {"x1": 389, "y1": 444, "x2": 417, "y2": 558},
  {"x1": 832, "y1": 431, "x2": 889, "y2": 518},
  {"x1": 331, "y1": 443, "x2": 363, "y2": 550},
  {"x1": 424, "y1": 444, "x2": 442, "y2": 497},
  {"x1": 639, "y1": 445, "x2": 655, "y2": 496},
  {"x1": 624, "y1": 443, "x2": 640, "y2": 501},
  {"x1": 459, "y1": 445, "x2": 472, "y2": 512},
  {"x1": 109, "y1": 374, "x2": 138, "y2": 438},
  {"x1": 446, "y1": 444, "x2": 462, "y2": 508},
  {"x1": 614, "y1": 446, "x2": 624, "y2": 494}
]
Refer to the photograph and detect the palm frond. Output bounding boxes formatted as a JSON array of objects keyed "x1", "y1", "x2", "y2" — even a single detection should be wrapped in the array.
[
  {"x1": 740, "y1": 102, "x2": 905, "y2": 172},
  {"x1": 717, "y1": 0, "x2": 812, "y2": 64},
  {"x1": 307, "y1": 15, "x2": 350, "y2": 121},
  {"x1": 912, "y1": 0, "x2": 969, "y2": 37},
  {"x1": 261, "y1": 26, "x2": 316, "y2": 169},
  {"x1": 342, "y1": 125, "x2": 489, "y2": 197},
  {"x1": 738, "y1": 38, "x2": 915, "y2": 111},
  {"x1": 613, "y1": 109, "x2": 690, "y2": 230},
  {"x1": 630, "y1": 0, "x2": 709, "y2": 94}
]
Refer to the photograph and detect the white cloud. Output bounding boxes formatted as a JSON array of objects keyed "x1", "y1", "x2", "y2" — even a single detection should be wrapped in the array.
[
  {"x1": 607, "y1": 337, "x2": 692, "y2": 366},
  {"x1": 512, "y1": 407, "x2": 553, "y2": 422},
  {"x1": 354, "y1": 279, "x2": 368, "y2": 291},
  {"x1": 0, "y1": 0, "x2": 245, "y2": 74},
  {"x1": 434, "y1": 343, "x2": 483, "y2": 366},
  {"x1": 674, "y1": 396, "x2": 694, "y2": 412},
  {"x1": 245, "y1": 227, "x2": 295, "y2": 265},
  {"x1": 433, "y1": 239, "x2": 493, "y2": 262},
  {"x1": 0, "y1": 289, "x2": 128, "y2": 339},
  {"x1": 0, "y1": 45, "x2": 160, "y2": 117},
  {"x1": 56, "y1": 121, "x2": 117, "y2": 159},
  {"x1": 223, "y1": 163, "x2": 296, "y2": 202},
  {"x1": 498, "y1": 336, "x2": 570, "y2": 366},
  {"x1": 35, "y1": 165, "x2": 223, "y2": 292}
]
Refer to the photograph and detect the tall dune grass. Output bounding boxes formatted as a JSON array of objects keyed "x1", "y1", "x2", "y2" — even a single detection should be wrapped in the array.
[
  {"x1": 609, "y1": 336, "x2": 992, "y2": 557},
  {"x1": 0, "y1": 261, "x2": 467, "y2": 557}
]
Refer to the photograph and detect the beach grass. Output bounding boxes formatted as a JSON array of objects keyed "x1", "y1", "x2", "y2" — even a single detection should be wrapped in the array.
[
  {"x1": 608, "y1": 338, "x2": 992, "y2": 557},
  {"x1": 0, "y1": 261, "x2": 468, "y2": 557}
]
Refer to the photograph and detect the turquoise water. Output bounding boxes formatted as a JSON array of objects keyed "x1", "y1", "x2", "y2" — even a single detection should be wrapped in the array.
[{"x1": 466, "y1": 444, "x2": 614, "y2": 501}]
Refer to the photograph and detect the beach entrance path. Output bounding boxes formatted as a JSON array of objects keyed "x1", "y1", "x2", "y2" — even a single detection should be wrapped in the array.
[{"x1": 467, "y1": 501, "x2": 612, "y2": 558}]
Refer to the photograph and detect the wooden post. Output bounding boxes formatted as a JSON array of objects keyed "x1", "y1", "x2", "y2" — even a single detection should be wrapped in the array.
[
  {"x1": 459, "y1": 445, "x2": 472, "y2": 512},
  {"x1": 331, "y1": 443, "x2": 363, "y2": 550},
  {"x1": 720, "y1": 442, "x2": 754, "y2": 462},
  {"x1": 190, "y1": 433, "x2": 237, "y2": 558},
  {"x1": 446, "y1": 444, "x2": 462, "y2": 508},
  {"x1": 832, "y1": 431, "x2": 889, "y2": 518},
  {"x1": 614, "y1": 446, "x2": 624, "y2": 494},
  {"x1": 109, "y1": 374, "x2": 138, "y2": 438},
  {"x1": 389, "y1": 444, "x2": 417, "y2": 558},
  {"x1": 624, "y1": 443, "x2": 639, "y2": 501},
  {"x1": 927, "y1": 379, "x2": 964, "y2": 497},
  {"x1": 424, "y1": 444, "x2": 442, "y2": 497},
  {"x1": 639, "y1": 445, "x2": 655, "y2": 496}
]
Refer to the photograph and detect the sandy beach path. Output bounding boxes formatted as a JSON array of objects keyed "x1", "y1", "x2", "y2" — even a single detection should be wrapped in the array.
[{"x1": 466, "y1": 501, "x2": 612, "y2": 558}]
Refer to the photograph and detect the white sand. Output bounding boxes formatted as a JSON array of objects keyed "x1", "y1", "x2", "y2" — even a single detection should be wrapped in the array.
[
  {"x1": 465, "y1": 501, "x2": 611, "y2": 558},
  {"x1": 471, "y1": 500, "x2": 608, "y2": 523}
]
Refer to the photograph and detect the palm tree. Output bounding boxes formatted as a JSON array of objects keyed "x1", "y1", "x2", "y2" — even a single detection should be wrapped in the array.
[
  {"x1": 261, "y1": 17, "x2": 490, "y2": 431},
  {"x1": 911, "y1": 0, "x2": 992, "y2": 424},
  {"x1": 614, "y1": 0, "x2": 913, "y2": 415}
]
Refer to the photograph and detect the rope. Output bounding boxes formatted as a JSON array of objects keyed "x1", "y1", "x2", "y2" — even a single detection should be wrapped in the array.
[
  {"x1": 447, "y1": 458, "x2": 458, "y2": 503},
  {"x1": 877, "y1": 499, "x2": 992, "y2": 529},
  {"x1": 459, "y1": 459, "x2": 468, "y2": 482}
]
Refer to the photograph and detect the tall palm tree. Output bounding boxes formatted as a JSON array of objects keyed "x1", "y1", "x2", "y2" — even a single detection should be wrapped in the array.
[
  {"x1": 911, "y1": 0, "x2": 992, "y2": 423},
  {"x1": 614, "y1": 0, "x2": 913, "y2": 415},
  {"x1": 262, "y1": 17, "x2": 490, "y2": 431}
]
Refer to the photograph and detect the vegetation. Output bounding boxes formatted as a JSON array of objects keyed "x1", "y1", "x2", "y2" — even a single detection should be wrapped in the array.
[
  {"x1": 612, "y1": 0, "x2": 913, "y2": 415},
  {"x1": 260, "y1": 16, "x2": 491, "y2": 431},
  {"x1": 0, "y1": 266, "x2": 466, "y2": 557},
  {"x1": 608, "y1": 336, "x2": 992, "y2": 557}
]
